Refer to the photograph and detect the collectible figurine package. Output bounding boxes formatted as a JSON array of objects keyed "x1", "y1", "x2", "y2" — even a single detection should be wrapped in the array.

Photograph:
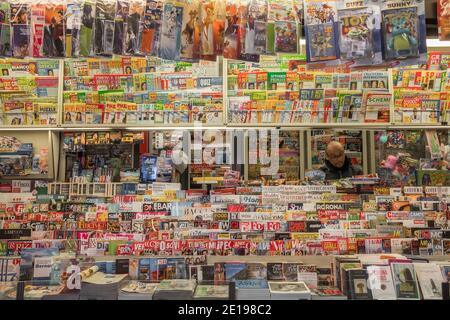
[
  {"x1": 159, "y1": 1, "x2": 183, "y2": 60},
  {"x1": 337, "y1": 1, "x2": 382, "y2": 67},
  {"x1": 124, "y1": 0, "x2": 144, "y2": 55},
  {"x1": 94, "y1": 0, "x2": 115, "y2": 55},
  {"x1": 380, "y1": 0, "x2": 427, "y2": 67},
  {"x1": 66, "y1": 0, "x2": 83, "y2": 57},
  {"x1": 179, "y1": 0, "x2": 200, "y2": 62},
  {"x1": 141, "y1": 0, "x2": 162, "y2": 55},
  {"x1": 10, "y1": 2, "x2": 31, "y2": 58},
  {"x1": 304, "y1": 0, "x2": 339, "y2": 64},
  {"x1": 79, "y1": 0, "x2": 96, "y2": 56}
]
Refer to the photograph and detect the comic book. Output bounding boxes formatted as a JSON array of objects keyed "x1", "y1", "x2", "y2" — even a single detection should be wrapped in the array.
[
  {"x1": 10, "y1": 3, "x2": 30, "y2": 58},
  {"x1": 31, "y1": 4, "x2": 45, "y2": 58},
  {"x1": 66, "y1": 1, "x2": 83, "y2": 57},
  {"x1": 304, "y1": 0, "x2": 339, "y2": 63},
  {"x1": 0, "y1": 2, "x2": 11, "y2": 56},
  {"x1": 438, "y1": 0, "x2": 450, "y2": 41},
  {"x1": 337, "y1": 2, "x2": 382, "y2": 66},
  {"x1": 141, "y1": 0, "x2": 163, "y2": 55},
  {"x1": 381, "y1": 7, "x2": 419, "y2": 61},
  {"x1": 180, "y1": 0, "x2": 200, "y2": 62},
  {"x1": 79, "y1": 0, "x2": 96, "y2": 56},
  {"x1": 159, "y1": 1, "x2": 183, "y2": 60}
]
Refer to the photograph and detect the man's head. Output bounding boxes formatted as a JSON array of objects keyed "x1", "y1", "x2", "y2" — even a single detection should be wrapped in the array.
[{"x1": 325, "y1": 141, "x2": 346, "y2": 168}]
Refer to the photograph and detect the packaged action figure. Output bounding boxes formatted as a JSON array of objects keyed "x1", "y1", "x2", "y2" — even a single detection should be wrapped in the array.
[
  {"x1": 141, "y1": 0, "x2": 163, "y2": 55},
  {"x1": 113, "y1": 0, "x2": 128, "y2": 55},
  {"x1": 180, "y1": 0, "x2": 201, "y2": 62},
  {"x1": 79, "y1": 0, "x2": 96, "y2": 56},
  {"x1": 380, "y1": 0, "x2": 427, "y2": 66},
  {"x1": 124, "y1": 0, "x2": 144, "y2": 55},
  {"x1": 66, "y1": 1, "x2": 83, "y2": 57},
  {"x1": 94, "y1": 0, "x2": 115, "y2": 55},
  {"x1": 159, "y1": 1, "x2": 183, "y2": 60},
  {"x1": 223, "y1": 0, "x2": 239, "y2": 59},
  {"x1": 0, "y1": 1, "x2": 12, "y2": 56},
  {"x1": 10, "y1": 3, "x2": 30, "y2": 58},
  {"x1": 42, "y1": 4, "x2": 65, "y2": 57},
  {"x1": 337, "y1": 1, "x2": 382, "y2": 67},
  {"x1": 382, "y1": 7, "x2": 419, "y2": 60}
]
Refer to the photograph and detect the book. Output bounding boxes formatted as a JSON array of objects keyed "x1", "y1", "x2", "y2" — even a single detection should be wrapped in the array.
[
  {"x1": 367, "y1": 265, "x2": 396, "y2": 300},
  {"x1": 390, "y1": 262, "x2": 420, "y2": 300},
  {"x1": 414, "y1": 263, "x2": 445, "y2": 300}
]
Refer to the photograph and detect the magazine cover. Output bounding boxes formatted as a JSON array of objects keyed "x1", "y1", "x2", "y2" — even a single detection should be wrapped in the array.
[
  {"x1": 304, "y1": 0, "x2": 339, "y2": 63},
  {"x1": 124, "y1": 0, "x2": 144, "y2": 55},
  {"x1": 10, "y1": 3, "x2": 30, "y2": 57},
  {"x1": 141, "y1": 0, "x2": 163, "y2": 55},
  {"x1": 31, "y1": 4, "x2": 45, "y2": 58},
  {"x1": 337, "y1": 3, "x2": 382, "y2": 66},
  {"x1": 66, "y1": 1, "x2": 82, "y2": 57},
  {"x1": 438, "y1": 0, "x2": 450, "y2": 40},
  {"x1": 180, "y1": 0, "x2": 200, "y2": 62},
  {"x1": 414, "y1": 263, "x2": 445, "y2": 300},
  {"x1": 94, "y1": 0, "x2": 115, "y2": 55},
  {"x1": 79, "y1": 0, "x2": 96, "y2": 56},
  {"x1": 42, "y1": 4, "x2": 65, "y2": 57},
  {"x1": 0, "y1": 2, "x2": 11, "y2": 56},
  {"x1": 159, "y1": 1, "x2": 183, "y2": 60},
  {"x1": 113, "y1": 0, "x2": 129, "y2": 55}
]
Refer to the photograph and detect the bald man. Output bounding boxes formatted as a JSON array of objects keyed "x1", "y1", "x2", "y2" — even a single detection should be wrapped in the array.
[{"x1": 320, "y1": 141, "x2": 362, "y2": 180}]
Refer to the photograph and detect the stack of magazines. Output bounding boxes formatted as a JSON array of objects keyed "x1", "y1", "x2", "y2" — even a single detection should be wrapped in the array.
[
  {"x1": 118, "y1": 281, "x2": 159, "y2": 300},
  {"x1": 193, "y1": 285, "x2": 230, "y2": 300},
  {"x1": 268, "y1": 282, "x2": 311, "y2": 300},
  {"x1": 235, "y1": 280, "x2": 270, "y2": 300},
  {"x1": 80, "y1": 270, "x2": 128, "y2": 300},
  {"x1": 310, "y1": 287, "x2": 348, "y2": 300},
  {"x1": 153, "y1": 280, "x2": 197, "y2": 300}
]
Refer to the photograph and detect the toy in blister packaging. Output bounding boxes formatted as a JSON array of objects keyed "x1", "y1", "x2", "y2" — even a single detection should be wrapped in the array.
[
  {"x1": 386, "y1": 131, "x2": 406, "y2": 149},
  {"x1": 380, "y1": 0, "x2": 427, "y2": 67},
  {"x1": 382, "y1": 7, "x2": 419, "y2": 60},
  {"x1": 337, "y1": 2, "x2": 382, "y2": 67}
]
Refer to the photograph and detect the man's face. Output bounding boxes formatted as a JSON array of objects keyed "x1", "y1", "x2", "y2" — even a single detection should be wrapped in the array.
[{"x1": 326, "y1": 148, "x2": 345, "y2": 168}]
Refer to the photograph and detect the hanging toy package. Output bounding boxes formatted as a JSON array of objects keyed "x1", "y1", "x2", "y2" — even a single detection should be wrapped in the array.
[
  {"x1": 380, "y1": 0, "x2": 427, "y2": 67},
  {"x1": 337, "y1": 0, "x2": 382, "y2": 67},
  {"x1": 65, "y1": 0, "x2": 83, "y2": 57},
  {"x1": 303, "y1": 0, "x2": 340, "y2": 65}
]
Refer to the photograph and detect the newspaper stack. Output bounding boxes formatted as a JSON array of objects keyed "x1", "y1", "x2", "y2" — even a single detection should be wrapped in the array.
[
  {"x1": 118, "y1": 281, "x2": 159, "y2": 300},
  {"x1": 80, "y1": 267, "x2": 128, "y2": 300},
  {"x1": 235, "y1": 280, "x2": 270, "y2": 300},
  {"x1": 193, "y1": 284, "x2": 229, "y2": 300},
  {"x1": 153, "y1": 280, "x2": 197, "y2": 300},
  {"x1": 268, "y1": 281, "x2": 311, "y2": 300}
]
